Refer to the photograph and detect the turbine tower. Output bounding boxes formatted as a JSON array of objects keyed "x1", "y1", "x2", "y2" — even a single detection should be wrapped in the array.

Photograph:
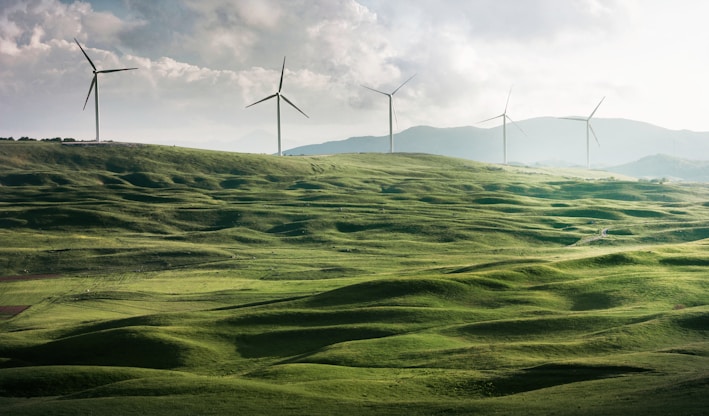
[
  {"x1": 362, "y1": 74, "x2": 416, "y2": 153},
  {"x1": 246, "y1": 57, "x2": 309, "y2": 156},
  {"x1": 561, "y1": 97, "x2": 605, "y2": 169},
  {"x1": 478, "y1": 87, "x2": 526, "y2": 164},
  {"x1": 75, "y1": 38, "x2": 137, "y2": 142}
]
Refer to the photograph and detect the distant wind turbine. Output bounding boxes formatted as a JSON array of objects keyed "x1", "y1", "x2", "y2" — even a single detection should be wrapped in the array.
[
  {"x1": 478, "y1": 87, "x2": 526, "y2": 164},
  {"x1": 75, "y1": 38, "x2": 137, "y2": 142},
  {"x1": 246, "y1": 57, "x2": 309, "y2": 156},
  {"x1": 362, "y1": 74, "x2": 416, "y2": 153},
  {"x1": 561, "y1": 97, "x2": 605, "y2": 169}
]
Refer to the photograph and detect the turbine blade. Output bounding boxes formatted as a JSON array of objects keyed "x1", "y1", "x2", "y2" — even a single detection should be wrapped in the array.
[
  {"x1": 589, "y1": 96, "x2": 605, "y2": 119},
  {"x1": 559, "y1": 116, "x2": 586, "y2": 121},
  {"x1": 278, "y1": 56, "x2": 286, "y2": 93},
  {"x1": 280, "y1": 94, "x2": 309, "y2": 118},
  {"x1": 392, "y1": 100, "x2": 399, "y2": 130},
  {"x1": 74, "y1": 38, "x2": 96, "y2": 71},
  {"x1": 506, "y1": 115, "x2": 528, "y2": 137},
  {"x1": 478, "y1": 114, "x2": 504, "y2": 124},
  {"x1": 392, "y1": 74, "x2": 416, "y2": 95},
  {"x1": 245, "y1": 93, "x2": 278, "y2": 108},
  {"x1": 504, "y1": 86, "x2": 513, "y2": 114},
  {"x1": 362, "y1": 85, "x2": 390, "y2": 96},
  {"x1": 83, "y1": 75, "x2": 96, "y2": 110},
  {"x1": 589, "y1": 123, "x2": 601, "y2": 146},
  {"x1": 98, "y1": 68, "x2": 138, "y2": 73}
]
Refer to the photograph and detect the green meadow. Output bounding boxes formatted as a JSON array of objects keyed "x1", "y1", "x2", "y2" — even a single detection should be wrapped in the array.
[{"x1": 0, "y1": 141, "x2": 707, "y2": 415}]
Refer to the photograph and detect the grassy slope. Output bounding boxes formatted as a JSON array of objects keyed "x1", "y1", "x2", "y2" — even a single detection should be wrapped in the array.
[{"x1": 0, "y1": 141, "x2": 708, "y2": 415}]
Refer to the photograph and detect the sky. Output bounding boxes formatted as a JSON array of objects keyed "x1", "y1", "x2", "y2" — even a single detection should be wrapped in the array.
[{"x1": 2, "y1": 0, "x2": 709, "y2": 154}]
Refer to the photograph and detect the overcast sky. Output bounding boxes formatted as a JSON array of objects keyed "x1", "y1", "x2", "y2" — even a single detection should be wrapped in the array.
[{"x1": 2, "y1": 0, "x2": 709, "y2": 153}]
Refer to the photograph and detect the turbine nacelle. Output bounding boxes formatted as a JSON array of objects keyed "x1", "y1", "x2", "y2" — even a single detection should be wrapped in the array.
[
  {"x1": 559, "y1": 96, "x2": 606, "y2": 168},
  {"x1": 75, "y1": 38, "x2": 137, "y2": 142},
  {"x1": 478, "y1": 87, "x2": 526, "y2": 164},
  {"x1": 245, "y1": 57, "x2": 309, "y2": 156},
  {"x1": 362, "y1": 74, "x2": 417, "y2": 153}
]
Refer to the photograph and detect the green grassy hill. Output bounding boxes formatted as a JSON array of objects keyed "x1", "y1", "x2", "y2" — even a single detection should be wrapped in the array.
[{"x1": 0, "y1": 141, "x2": 708, "y2": 415}]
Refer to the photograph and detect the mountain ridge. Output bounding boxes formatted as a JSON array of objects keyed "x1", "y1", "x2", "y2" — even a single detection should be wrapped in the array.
[
  {"x1": 605, "y1": 153, "x2": 709, "y2": 182},
  {"x1": 285, "y1": 117, "x2": 709, "y2": 169}
]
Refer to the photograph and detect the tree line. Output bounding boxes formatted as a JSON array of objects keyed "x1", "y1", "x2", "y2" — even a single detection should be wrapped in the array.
[{"x1": 0, "y1": 137, "x2": 77, "y2": 142}]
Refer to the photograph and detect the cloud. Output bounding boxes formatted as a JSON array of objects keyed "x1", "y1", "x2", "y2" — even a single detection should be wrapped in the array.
[
  {"x1": 6, "y1": 0, "x2": 707, "y2": 153},
  {"x1": 360, "y1": 0, "x2": 625, "y2": 41}
]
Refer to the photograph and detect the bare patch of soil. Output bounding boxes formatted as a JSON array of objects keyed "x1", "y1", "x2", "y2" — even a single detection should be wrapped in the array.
[{"x1": 0, "y1": 305, "x2": 30, "y2": 316}]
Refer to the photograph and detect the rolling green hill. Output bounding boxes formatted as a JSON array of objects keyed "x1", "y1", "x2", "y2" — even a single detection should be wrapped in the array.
[{"x1": 1, "y1": 141, "x2": 708, "y2": 415}]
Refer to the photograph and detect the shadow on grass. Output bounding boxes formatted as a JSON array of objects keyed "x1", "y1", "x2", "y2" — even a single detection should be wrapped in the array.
[
  {"x1": 453, "y1": 363, "x2": 650, "y2": 397},
  {"x1": 493, "y1": 363, "x2": 650, "y2": 395},
  {"x1": 235, "y1": 327, "x2": 396, "y2": 358}
]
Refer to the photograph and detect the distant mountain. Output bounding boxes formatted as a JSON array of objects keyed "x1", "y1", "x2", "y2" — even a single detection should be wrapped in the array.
[
  {"x1": 606, "y1": 154, "x2": 709, "y2": 182},
  {"x1": 285, "y1": 118, "x2": 709, "y2": 167},
  {"x1": 286, "y1": 125, "x2": 497, "y2": 161}
]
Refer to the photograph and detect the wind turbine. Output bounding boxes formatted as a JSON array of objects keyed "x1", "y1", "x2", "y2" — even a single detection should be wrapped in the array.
[
  {"x1": 362, "y1": 74, "x2": 416, "y2": 153},
  {"x1": 478, "y1": 87, "x2": 526, "y2": 164},
  {"x1": 561, "y1": 96, "x2": 605, "y2": 169},
  {"x1": 246, "y1": 57, "x2": 309, "y2": 156},
  {"x1": 75, "y1": 38, "x2": 137, "y2": 142}
]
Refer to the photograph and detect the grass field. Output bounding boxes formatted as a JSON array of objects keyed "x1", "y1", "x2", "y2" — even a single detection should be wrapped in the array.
[{"x1": 0, "y1": 141, "x2": 708, "y2": 415}]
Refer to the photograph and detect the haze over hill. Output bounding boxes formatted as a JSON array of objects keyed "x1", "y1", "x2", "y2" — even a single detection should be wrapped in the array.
[
  {"x1": 605, "y1": 154, "x2": 709, "y2": 182},
  {"x1": 285, "y1": 118, "x2": 709, "y2": 168}
]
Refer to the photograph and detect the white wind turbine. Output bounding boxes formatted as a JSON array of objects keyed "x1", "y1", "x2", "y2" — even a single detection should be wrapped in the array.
[
  {"x1": 75, "y1": 38, "x2": 137, "y2": 142},
  {"x1": 362, "y1": 74, "x2": 416, "y2": 153},
  {"x1": 561, "y1": 96, "x2": 605, "y2": 169},
  {"x1": 246, "y1": 57, "x2": 309, "y2": 156},
  {"x1": 478, "y1": 87, "x2": 526, "y2": 165}
]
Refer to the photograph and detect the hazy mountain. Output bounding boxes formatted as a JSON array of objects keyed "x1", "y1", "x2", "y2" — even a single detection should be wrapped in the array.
[
  {"x1": 606, "y1": 154, "x2": 709, "y2": 182},
  {"x1": 285, "y1": 117, "x2": 709, "y2": 167}
]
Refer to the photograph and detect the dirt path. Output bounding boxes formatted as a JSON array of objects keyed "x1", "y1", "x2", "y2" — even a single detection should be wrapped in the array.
[{"x1": 569, "y1": 228, "x2": 609, "y2": 247}]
